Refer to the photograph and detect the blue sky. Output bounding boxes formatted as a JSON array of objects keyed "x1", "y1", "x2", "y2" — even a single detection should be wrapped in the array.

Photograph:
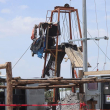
[{"x1": 0, "y1": 0, "x2": 110, "y2": 78}]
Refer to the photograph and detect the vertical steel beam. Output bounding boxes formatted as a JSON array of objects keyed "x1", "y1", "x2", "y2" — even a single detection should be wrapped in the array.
[
  {"x1": 72, "y1": 67, "x2": 75, "y2": 92},
  {"x1": 50, "y1": 11, "x2": 54, "y2": 22},
  {"x1": 53, "y1": 8, "x2": 60, "y2": 105},
  {"x1": 55, "y1": 8, "x2": 60, "y2": 76},
  {"x1": 82, "y1": 0, "x2": 88, "y2": 72},
  {"x1": 83, "y1": 1, "x2": 88, "y2": 106},
  {"x1": 69, "y1": 12, "x2": 72, "y2": 40}
]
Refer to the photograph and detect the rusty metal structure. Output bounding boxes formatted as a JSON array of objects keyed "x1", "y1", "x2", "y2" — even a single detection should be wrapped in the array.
[
  {"x1": 44, "y1": 5, "x2": 83, "y2": 103},
  {"x1": 30, "y1": 4, "x2": 85, "y2": 106},
  {"x1": 44, "y1": 5, "x2": 83, "y2": 75},
  {"x1": 29, "y1": 3, "x2": 110, "y2": 110}
]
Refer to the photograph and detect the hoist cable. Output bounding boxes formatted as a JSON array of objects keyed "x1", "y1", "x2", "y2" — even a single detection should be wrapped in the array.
[
  {"x1": 94, "y1": 0, "x2": 100, "y2": 70},
  {"x1": 92, "y1": 65, "x2": 97, "y2": 71},
  {"x1": 79, "y1": 20, "x2": 110, "y2": 61},
  {"x1": 12, "y1": 45, "x2": 31, "y2": 69},
  {"x1": 104, "y1": 0, "x2": 109, "y2": 70},
  {"x1": 87, "y1": 30, "x2": 110, "y2": 61}
]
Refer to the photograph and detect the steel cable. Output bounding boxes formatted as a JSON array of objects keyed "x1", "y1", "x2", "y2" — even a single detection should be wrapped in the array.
[
  {"x1": 103, "y1": 0, "x2": 109, "y2": 70},
  {"x1": 12, "y1": 45, "x2": 31, "y2": 69},
  {"x1": 94, "y1": 0, "x2": 100, "y2": 71}
]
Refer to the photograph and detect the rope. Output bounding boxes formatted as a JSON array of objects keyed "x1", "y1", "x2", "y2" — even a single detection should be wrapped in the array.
[
  {"x1": 92, "y1": 65, "x2": 97, "y2": 71},
  {"x1": 12, "y1": 45, "x2": 31, "y2": 69},
  {"x1": 87, "y1": 30, "x2": 110, "y2": 61},
  {"x1": 94, "y1": 0, "x2": 100, "y2": 71},
  {"x1": 103, "y1": 0, "x2": 109, "y2": 70},
  {"x1": 79, "y1": 20, "x2": 110, "y2": 70}
]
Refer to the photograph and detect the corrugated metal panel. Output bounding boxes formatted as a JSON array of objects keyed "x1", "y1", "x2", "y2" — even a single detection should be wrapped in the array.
[{"x1": 65, "y1": 47, "x2": 91, "y2": 68}]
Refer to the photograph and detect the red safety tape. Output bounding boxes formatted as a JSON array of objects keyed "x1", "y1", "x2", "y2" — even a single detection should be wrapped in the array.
[
  {"x1": 80, "y1": 102, "x2": 86, "y2": 108},
  {"x1": 0, "y1": 103, "x2": 79, "y2": 107},
  {"x1": 80, "y1": 103, "x2": 89, "y2": 110}
]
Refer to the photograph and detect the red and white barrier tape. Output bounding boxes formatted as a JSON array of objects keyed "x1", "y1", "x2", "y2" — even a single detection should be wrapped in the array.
[
  {"x1": 0, "y1": 103, "x2": 78, "y2": 107},
  {"x1": 0, "y1": 103, "x2": 89, "y2": 110}
]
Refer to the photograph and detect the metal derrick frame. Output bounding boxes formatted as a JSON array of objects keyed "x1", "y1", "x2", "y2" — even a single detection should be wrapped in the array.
[
  {"x1": 43, "y1": 6, "x2": 83, "y2": 104},
  {"x1": 43, "y1": 6, "x2": 83, "y2": 77},
  {"x1": 50, "y1": 6, "x2": 83, "y2": 76}
]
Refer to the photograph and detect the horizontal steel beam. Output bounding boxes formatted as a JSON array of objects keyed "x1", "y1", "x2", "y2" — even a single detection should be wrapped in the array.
[{"x1": 68, "y1": 36, "x2": 109, "y2": 42}]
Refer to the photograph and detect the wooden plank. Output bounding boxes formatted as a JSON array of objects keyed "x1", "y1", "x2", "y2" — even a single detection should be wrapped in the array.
[
  {"x1": 0, "y1": 63, "x2": 7, "y2": 69},
  {"x1": 38, "y1": 83, "x2": 50, "y2": 86},
  {"x1": 84, "y1": 70, "x2": 110, "y2": 76},
  {"x1": 78, "y1": 70, "x2": 83, "y2": 93},
  {"x1": 0, "y1": 84, "x2": 76, "y2": 89},
  {"x1": 47, "y1": 77, "x2": 63, "y2": 80},
  {"x1": 12, "y1": 77, "x2": 21, "y2": 80},
  {"x1": 12, "y1": 79, "x2": 96, "y2": 85},
  {"x1": 65, "y1": 47, "x2": 82, "y2": 68},
  {"x1": 2, "y1": 78, "x2": 110, "y2": 90},
  {"x1": 65, "y1": 47, "x2": 91, "y2": 68}
]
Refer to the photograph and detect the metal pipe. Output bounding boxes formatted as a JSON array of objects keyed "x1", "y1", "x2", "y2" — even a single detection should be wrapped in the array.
[
  {"x1": 82, "y1": 0, "x2": 87, "y2": 103},
  {"x1": 68, "y1": 36, "x2": 109, "y2": 42},
  {"x1": 82, "y1": 0, "x2": 88, "y2": 72}
]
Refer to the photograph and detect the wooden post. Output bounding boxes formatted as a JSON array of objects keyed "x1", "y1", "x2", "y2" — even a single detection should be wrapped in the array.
[
  {"x1": 78, "y1": 70, "x2": 85, "y2": 110},
  {"x1": 72, "y1": 67, "x2": 75, "y2": 93},
  {"x1": 6, "y1": 62, "x2": 13, "y2": 110},
  {"x1": 79, "y1": 93, "x2": 85, "y2": 110},
  {"x1": 0, "y1": 63, "x2": 7, "y2": 69},
  {"x1": 78, "y1": 70, "x2": 84, "y2": 93},
  {"x1": 87, "y1": 100, "x2": 97, "y2": 109},
  {"x1": 16, "y1": 107, "x2": 20, "y2": 110}
]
